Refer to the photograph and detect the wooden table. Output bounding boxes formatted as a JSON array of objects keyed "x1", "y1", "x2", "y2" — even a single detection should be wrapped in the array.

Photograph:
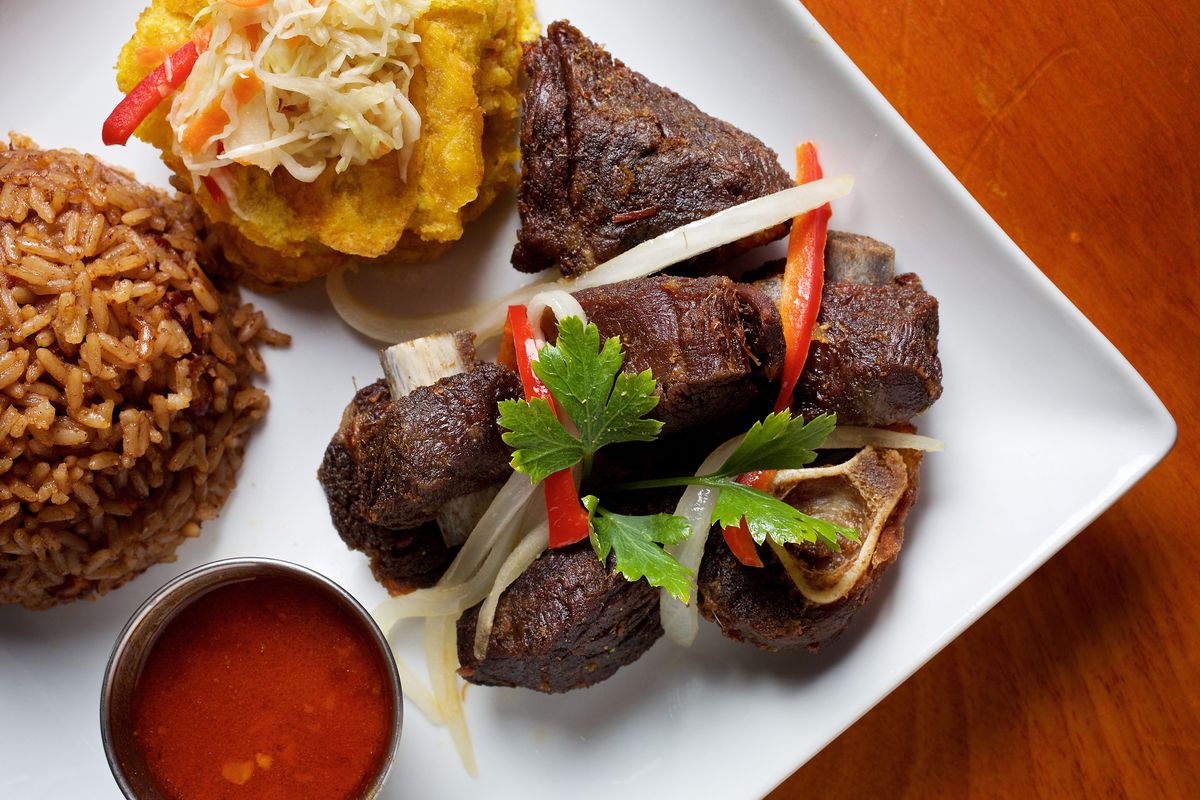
[{"x1": 768, "y1": 2, "x2": 1199, "y2": 797}]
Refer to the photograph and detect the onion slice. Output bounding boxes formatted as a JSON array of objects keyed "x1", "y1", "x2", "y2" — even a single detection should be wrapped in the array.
[
  {"x1": 326, "y1": 267, "x2": 543, "y2": 344},
  {"x1": 473, "y1": 521, "x2": 550, "y2": 660},
  {"x1": 659, "y1": 435, "x2": 744, "y2": 647},
  {"x1": 425, "y1": 615, "x2": 477, "y2": 776},
  {"x1": 818, "y1": 426, "x2": 944, "y2": 452},
  {"x1": 441, "y1": 472, "x2": 535, "y2": 584},
  {"x1": 374, "y1": 477, "x2": 538, "y2": 633},
  {"x1": 389, "y1": 644, "x2": 443, "y2": 725},
  {"x1": 373, "y1": 529, "x2": 527, "y2": 623},
  {"x1": 525, "y1": 289, "x2": 588, "y2": 335},
  {"x1": 569, "y1": 177, "x2": 854, "y2": 291},
  {"x1": 328, "y1": 176, "x2": 854, "y2": 343}
]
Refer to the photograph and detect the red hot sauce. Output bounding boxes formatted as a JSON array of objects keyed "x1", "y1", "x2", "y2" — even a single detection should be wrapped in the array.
[{"x1": 128, "y1": 576, "x2": 393, "y2": 800}]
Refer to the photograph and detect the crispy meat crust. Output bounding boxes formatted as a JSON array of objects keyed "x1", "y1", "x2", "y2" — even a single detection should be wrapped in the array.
[
  {"x1": 574, "y1": 275, "x2": 785, "y2": 434},
  {"x1": 698, "y1": 449, "x2": 922, "y2": 651},
  {"x1": 512, "y1": 20, "x2": 793, "y2": 276},
  {"x1": 457, "y1": 544, "x2": 663, "y2": 693},
  {"x1": 317, "y1": 366, "x2": 520, "y2": 592}
]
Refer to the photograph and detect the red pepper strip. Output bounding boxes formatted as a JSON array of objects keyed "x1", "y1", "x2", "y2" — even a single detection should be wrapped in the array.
[
  {"x1": 773, "y1": 141, "x2": 832, "y2": 413},
  {"x1": 497, "y1": 314, "x2": 518, "y2": 371},
  {"x1": 720, "y1": 144, "x2": 831, "y2": 567},
  {"x1": 102, "y1": 40, "x2": 200, "y2": 146},
  {"x1": 720, "y1": 471, "x2": 767, "y2": 567},
  {"x1": 199, "y1": 174, "x2": 226, "y2": 205},
  {"x1": 505, "y1": 305, "x2": 591, "y2": 548}
]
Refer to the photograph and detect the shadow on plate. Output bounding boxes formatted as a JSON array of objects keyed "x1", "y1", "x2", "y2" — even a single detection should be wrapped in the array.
[{"x1": 258, "y1": 194, "x2": 523, "y2": 351}]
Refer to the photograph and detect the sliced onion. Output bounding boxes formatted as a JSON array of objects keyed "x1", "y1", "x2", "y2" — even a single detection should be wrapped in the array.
[
  {"x1": 326, "y1": 267, "x2": 543, "y2": 344},
  {"x1": 436, "y1": 485, "x2": 501, "y2": 548},
  {"x1": 570, "y1": 176, "x2": 853, "y2": 291},
  {"x1": 525, "y1": 289, "x2": 588, "y2": 337},
  {"x1": 473, "y1": 521, "x2": 550, "y2": 660},
  {"x1": 441, "y1": 471, "x2": 535, "y2": 584},
  {"x1": 373, "y1": 534, "x2": 526, "y2": 624},
  {"x1": 659, "y1": 435, "x2": 744, "y2": 647},
  {"x1": 390, "y1": 642, "x2": 443, "y2": 725},
  {"x1": 374, "y1": 472, "x2": 535, "y2": 630},
  {"x1": 819, "y1": 426, "x2": 944, "y2": 452},
  {"x1": 328, "y1": 177, "x2": 854, "y2": 343},
  {"x1": 375, "y1": 472, "x2": 542, "y2": 776},
  {"x1": 425, "y1": 615, "x2": 477, "y2": 776}
]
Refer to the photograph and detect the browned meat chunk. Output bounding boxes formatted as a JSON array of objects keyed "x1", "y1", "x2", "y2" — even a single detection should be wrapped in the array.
[
  {"x1": 513, "y1": 21, "x2": 793, "y2": 277},
  {"x1": 755, "y1": 269, "x2": 942, "y2": 426},
  {"x1": 457, "y1": 543, "x2": 662, "y2": 693},
  {"x1": 320, "y1": 406, "x2": 454, "y2": 592},
  {"x1": 793, "y1": 274, "x2": 941, "y2": 425},
  {"x1": 317, "y1": 363, "x2": 521, "y2": 592},
  {"x1": 358, "y1": 363, "x2": 519, "y2": 529},
  {"x1": 698, "y1": 447, "x2": 921, "y2": 650},
  {"x1": 574, "y1": 275, "x2": 785, "y2": 434}
]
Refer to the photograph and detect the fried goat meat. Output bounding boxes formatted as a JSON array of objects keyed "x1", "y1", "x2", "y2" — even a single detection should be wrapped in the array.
[
  {"x1": 319, "y1": 355, "x2": 521, "y2": 593},
  {"x1": 574, "y1": 275, "x2": 785, "y2": 434},
  {"x1": 513, "y1": 21, "x2": 793, "y2": 277},
  {"x1": 457, "y1": 543, "x2": 663, "y2": 693}
]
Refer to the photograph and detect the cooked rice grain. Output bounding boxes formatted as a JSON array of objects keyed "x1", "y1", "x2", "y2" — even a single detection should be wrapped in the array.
[{"x1": 0, "y1": 137, "x2": 289, "y2": 609}]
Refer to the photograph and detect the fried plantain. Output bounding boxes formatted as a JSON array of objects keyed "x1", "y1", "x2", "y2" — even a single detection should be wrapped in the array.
[{"x1": 116, "y1": 0, "x2": 538, "y2": 289}]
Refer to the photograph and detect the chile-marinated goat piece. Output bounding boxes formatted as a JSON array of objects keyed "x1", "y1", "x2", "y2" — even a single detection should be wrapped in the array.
[
  {"x1": 318, "y1": 273, "x2": 782, "y2": 595},
  {"x1": 698, "y1": 447, "x2": 922, "y2": 650},
  {"x1": 513, "y1": 21, "x2": 793, "y2": 277},
  {"x1": 700, "y1": 240, "x2": 938, "y2": 651},
  {"x1": 317, "y1": 364, "x2": 521, "y2": 592},
  {"x1": 755, "y1": 271, "x2": 942, "y2": 426},
  {"x1": 574, "y1": 275, "x2": 785, "y2": 434},
  {"x1": 457, "y1": 542, "x2": 663, "y2": 693},
  {"x1": 319, "y1": 381, "x2": 455, "y2": 591}
]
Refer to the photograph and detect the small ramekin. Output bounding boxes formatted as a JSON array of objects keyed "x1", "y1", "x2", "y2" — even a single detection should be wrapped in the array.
[{"x1": 99, "y1": 557, "x2": 402, "y2": 799}]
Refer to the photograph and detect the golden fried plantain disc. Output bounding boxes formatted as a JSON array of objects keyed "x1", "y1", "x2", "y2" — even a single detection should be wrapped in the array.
[{"x1": 117, "y1": 0, "x2": 538, "y2": 289}]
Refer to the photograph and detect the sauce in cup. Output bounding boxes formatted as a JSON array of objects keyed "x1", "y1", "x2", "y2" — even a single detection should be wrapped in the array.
[{"x1": 126, "y1": 574, "x2": 393, "y2": 800}]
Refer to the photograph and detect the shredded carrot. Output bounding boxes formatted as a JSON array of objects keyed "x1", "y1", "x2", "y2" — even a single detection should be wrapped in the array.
[
  {"x1": 182, "y1": 101, "x2": 230, "y2": 155},
  {"x1": 181, "y1": 73, "x2": 262, "y2": 155},
  {"x1": 243, "y1": 23, "x2": 263, "y2": 50},
  {"x1": 232, "y1": 72, "x2": 262, "y2": 104},
  {"x1": 224, "y1": 0, "x2": 271, "y2": 8},
  {"x1": 191, "y1": 24, "x2": 213, "y2": 53}
]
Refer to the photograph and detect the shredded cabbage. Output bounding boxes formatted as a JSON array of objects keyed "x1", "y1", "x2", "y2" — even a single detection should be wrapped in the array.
[{"x1": 168, "y1": 0, "x2": 428, "y2": 197}]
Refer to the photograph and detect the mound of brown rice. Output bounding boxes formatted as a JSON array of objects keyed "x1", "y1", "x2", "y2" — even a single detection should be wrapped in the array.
[{"x1": 0, "y1": 136, "x2": 289, "y2": 610}]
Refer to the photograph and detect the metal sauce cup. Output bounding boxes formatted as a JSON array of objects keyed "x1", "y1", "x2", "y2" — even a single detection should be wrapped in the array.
[{"x1": 100, "y1": 558, "x2": 402, "y2": 799}]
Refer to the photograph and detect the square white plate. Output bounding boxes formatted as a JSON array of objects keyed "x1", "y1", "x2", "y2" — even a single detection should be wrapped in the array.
[{"x1": 0, "y1": 1, "x2": 1175, "y2": 798}]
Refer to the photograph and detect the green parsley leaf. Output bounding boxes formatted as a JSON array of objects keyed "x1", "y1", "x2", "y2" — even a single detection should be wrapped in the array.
[
  {"x1": 584, "y1": 496, "x2": 695, "y2": 603},
  {"x1": 532, "y1": 317, "x2": 662, "y2": 462},
  {"x1": 714, "y1": 411, "x2": 837, "y2": 478},
  {"x1": 498, "y1": 397, "x2": 583, "y2": 484},
  {"x1": 707, "y1": 478, "x2": 858, "y2": 551},
  {"x1": 597, "y1": 369, "x2": 662, "y2": 449}
]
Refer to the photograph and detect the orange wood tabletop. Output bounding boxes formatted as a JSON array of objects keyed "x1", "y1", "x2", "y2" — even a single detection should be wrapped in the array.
[{"x1": 768, "y1": 2, "x2": 1199, "y2": 798}]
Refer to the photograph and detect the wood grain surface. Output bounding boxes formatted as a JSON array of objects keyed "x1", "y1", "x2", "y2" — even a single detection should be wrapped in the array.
[{"x1": 767, "y1": 2, "x2": 1199, "y2": 798}]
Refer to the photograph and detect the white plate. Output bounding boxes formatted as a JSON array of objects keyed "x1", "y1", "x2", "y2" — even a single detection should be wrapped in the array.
[{"x1": 0, "y1": 1, "x2": 1175, "y2": 798}]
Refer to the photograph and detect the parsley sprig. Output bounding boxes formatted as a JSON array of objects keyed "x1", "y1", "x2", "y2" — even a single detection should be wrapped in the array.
[
  {"x1": 498, "y1": 316, "x2": 661, "y2": 482},
  {"x1": 609, "y1": 413, "x2": 852, "y2": 551},
  {"x1": 497, "y1": 317, "x2": 858, "y2": 602}
]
